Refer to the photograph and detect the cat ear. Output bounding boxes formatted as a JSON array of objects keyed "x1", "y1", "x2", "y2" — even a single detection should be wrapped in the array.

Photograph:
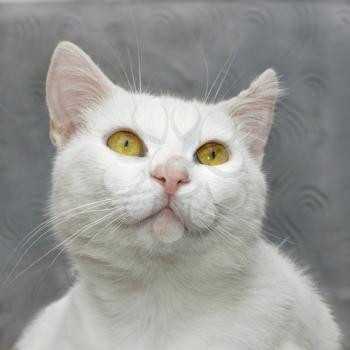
[
  {"x1": 223, "y1": 69, "x2": 279, "y2": 160},
  {"x1": 46, "y1": 41, "x2": 114, "y2": 147}
]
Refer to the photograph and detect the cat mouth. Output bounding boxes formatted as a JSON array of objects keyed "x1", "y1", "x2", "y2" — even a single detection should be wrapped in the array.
[
  {"x1": 123, "y1": 197, "x2": 188, "y2": 240},
  {"x1": 143, "y1": 201, "x2": 187, "y2": 225},
  {"x1": 150, "y1": 205, "x2": 186, "y2": 243},
  {"x1": 147, "y1": 204, "x2": 183, "y2": 225}
]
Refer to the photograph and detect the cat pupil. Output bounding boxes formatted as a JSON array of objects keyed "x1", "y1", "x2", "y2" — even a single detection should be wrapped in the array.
[
  {"x1": 211, "y1": 150, "x2": 216, "y2": 159},
  {"x1": 124, "y1": 139, "x2": 129, "y2": 148}
]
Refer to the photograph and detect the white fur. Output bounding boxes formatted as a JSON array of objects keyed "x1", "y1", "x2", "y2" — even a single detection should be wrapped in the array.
[{"x1": 15, "y1": 43, "x2": 341, "y2": 350}]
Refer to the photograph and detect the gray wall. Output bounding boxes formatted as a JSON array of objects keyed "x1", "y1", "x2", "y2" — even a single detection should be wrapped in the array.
[{"x1": 0, "y1": 1, "x2": 349, "y2": 349}]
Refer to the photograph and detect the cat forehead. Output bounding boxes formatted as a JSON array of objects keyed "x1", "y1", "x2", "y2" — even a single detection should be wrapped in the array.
[{"x1": 92, "y1": 91, "x2": 235, "y2": 143}]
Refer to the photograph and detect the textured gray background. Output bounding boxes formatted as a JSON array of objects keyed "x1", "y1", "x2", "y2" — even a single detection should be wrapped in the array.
[{"x1": 0, "y1": 1, "x2": 349, "y2": 349}]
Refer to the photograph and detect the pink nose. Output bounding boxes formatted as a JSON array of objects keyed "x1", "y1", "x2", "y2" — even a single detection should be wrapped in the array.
[{"x1": 152, "y1": 159, "x2": 190, "y2": 195}]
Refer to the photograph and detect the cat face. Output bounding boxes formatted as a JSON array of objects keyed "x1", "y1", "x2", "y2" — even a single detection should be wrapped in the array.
[{"x1": 47, "y1": 42, "x2": 279, "y2": 259}]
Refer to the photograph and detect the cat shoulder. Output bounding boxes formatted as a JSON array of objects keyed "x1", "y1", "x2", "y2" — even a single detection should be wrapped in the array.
[{"x1": 15, "y1": 291, "x2": 72, "y2": 350}]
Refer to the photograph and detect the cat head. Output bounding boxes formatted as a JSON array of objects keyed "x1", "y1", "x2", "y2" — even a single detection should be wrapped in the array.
[{"x1": 47, "y1": 42, "x2": 279, "y2": 264}]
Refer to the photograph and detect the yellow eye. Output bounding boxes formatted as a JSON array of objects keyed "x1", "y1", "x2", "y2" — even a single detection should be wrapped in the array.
[
  {"x1": 107, "y1": 130, "x2": 144, "y2": 157},
  {"x1": 195, "y1": 142, "x2": 229, "y2": 166}
]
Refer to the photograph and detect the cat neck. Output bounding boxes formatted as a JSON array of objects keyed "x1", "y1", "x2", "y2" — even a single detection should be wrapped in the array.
[
  {"x1": 73, "y1": 234, "x2": 259, "y2": 306},
  {"x1": 65, "y1": 231, "x2": 261, "y2": 344}
]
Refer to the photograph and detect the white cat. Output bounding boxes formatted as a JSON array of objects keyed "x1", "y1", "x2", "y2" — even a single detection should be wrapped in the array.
[{"x1": 15, "y1": 42, "x2": 341, "y2": 350}]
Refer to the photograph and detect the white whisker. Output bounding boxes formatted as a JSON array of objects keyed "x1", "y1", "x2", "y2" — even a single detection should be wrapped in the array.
[
  {"x1": 2, "y1": 206, "x2": 119, "y2": 290},
  {"x1": 1, "y1": 199, "x2": 115, "y2": 287}
]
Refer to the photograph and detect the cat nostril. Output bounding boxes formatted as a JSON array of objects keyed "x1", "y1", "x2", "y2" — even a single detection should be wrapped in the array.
[
  {"x1": 152, "y1": 172, "x2": 188, "y2": 186},
  {"x1": 154, "y1": 175, "x2": 166, "y2": 183},
  {"x1": 178, "y1": 176, "x2": 190, "y2": 184}
]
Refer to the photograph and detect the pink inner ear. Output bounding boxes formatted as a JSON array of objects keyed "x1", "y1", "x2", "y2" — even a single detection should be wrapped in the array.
[
  {"x1": 243, "y1": 94, "x2": 276, "y2": 155},
  {"x1": 46, "y1": 42, "x2": 113, "y2": 147},
  {"x1": 227, "y1": 69, "x2": 279, "y2": 157}
]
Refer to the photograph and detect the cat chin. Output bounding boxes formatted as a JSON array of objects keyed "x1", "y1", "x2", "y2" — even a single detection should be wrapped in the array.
[{"x1": 151, "y1": 207, "x2": 185, "y2": 243}]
